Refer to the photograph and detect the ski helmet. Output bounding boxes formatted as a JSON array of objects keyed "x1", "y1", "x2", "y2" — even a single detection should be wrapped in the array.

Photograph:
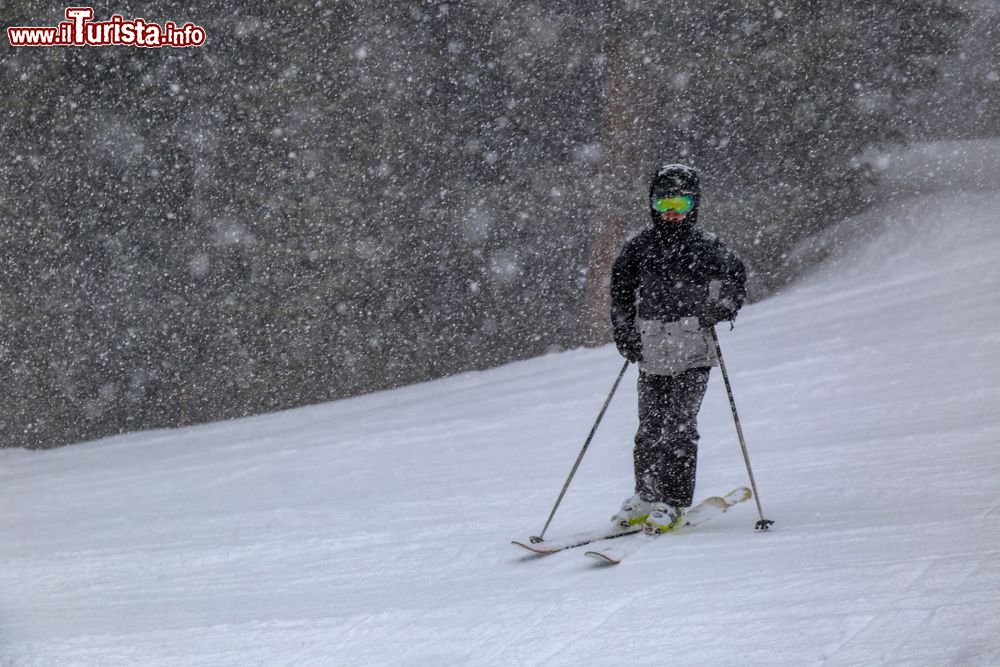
[{"x1": 649, "y1": 163, "x2": 700, "y2": 226}]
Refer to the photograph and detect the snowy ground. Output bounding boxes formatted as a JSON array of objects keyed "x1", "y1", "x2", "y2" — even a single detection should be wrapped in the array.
[{"x1": 3, "y1": 143, "x2": 1000, "y2": 666}]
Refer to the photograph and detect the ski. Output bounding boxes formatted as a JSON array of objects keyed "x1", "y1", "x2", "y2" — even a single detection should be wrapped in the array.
[
  {"x1": 512, "y1": 526, "x2": 641, "y2": 555},
  {"x1": 513, "y1": 487, "x2": 751, "y2": 557},
  {"x1": 584, "y1": 486, "x2": 752, "y2": 565}
]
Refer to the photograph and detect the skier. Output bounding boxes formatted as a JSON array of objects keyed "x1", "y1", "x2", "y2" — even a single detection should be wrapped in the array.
[{"x1": 609, "y1": 163, "x2": 747, "y2": 535}]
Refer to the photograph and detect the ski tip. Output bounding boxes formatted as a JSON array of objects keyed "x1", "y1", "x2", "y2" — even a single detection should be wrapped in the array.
[
  {"x1": 727, "y1": 486, "x2": 752, "y2": 502},
  {"x1": 511, "y1": 539, "x2": 552, "y2": 554},
  {"x1": 584, "y1": 550, "x2": 620, "y2": 565}
]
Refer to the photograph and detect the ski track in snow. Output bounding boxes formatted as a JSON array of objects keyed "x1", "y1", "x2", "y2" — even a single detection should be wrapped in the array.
[{"x1": 3, "y1": 148, "x2": 1000, "y2": 665}]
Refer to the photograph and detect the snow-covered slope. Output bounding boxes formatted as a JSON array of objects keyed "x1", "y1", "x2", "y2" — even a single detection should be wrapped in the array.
[{"x1": 3, "y1": 146, "x2": 1000, "y2": 666}]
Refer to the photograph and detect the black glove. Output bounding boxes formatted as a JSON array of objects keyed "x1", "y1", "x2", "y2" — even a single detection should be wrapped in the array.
[
  {"x1": 614, "y1": 329, "x2": 642, "y2": 363},
  {"x1": 697, "y1": 303, "x2": 737, "y2": 329}
]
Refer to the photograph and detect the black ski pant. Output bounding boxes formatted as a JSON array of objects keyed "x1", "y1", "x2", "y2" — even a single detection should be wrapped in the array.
[{"x1": 634, "y1": 367, "x2": 711, "y2": 508}]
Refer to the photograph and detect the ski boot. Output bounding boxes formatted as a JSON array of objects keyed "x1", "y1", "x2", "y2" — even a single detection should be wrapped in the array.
[
  {"x1": 610, "y1": 494, "x2": 654, "y2": 529},
  {"x1": 642, "y1": 502, "x2": 686, "y2": 535}
]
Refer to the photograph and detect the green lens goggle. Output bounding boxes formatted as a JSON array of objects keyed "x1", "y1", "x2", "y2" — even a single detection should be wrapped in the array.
[{"x1": 652, "y1": 194, "x2": 695, "y2": 215}]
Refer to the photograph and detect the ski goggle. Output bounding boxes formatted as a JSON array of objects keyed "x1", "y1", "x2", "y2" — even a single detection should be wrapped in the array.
[{"x1": 651, "y1": 193, "x2": 695, "y2": 215}]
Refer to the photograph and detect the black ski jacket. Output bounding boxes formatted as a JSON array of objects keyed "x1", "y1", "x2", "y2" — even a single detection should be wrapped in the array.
[{"x1": 610, "y1": 224, "x2": 747, "y2": 356}]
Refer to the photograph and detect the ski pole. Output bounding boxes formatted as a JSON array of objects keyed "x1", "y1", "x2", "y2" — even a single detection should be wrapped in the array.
[
  {"x1": 531, "y1": 359, "x2": 631, "y2": 543},
  {"x1": 710, "y1": 326, "x2": 774, "y2": 531}
]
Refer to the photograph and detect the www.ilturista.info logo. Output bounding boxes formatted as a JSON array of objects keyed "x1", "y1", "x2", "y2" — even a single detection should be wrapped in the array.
[{"x1": 6, "y1": 7, "x2": 206, "y2": 47}]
